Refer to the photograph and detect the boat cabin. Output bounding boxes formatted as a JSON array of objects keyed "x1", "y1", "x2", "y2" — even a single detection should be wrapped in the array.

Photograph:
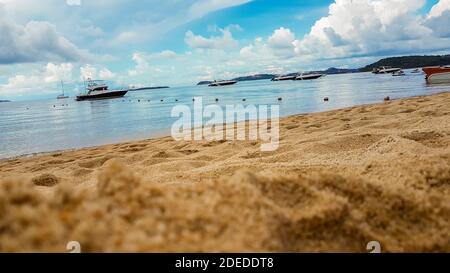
[{"x1": 86, "y1": 80, "x2": 109, "y2": 92}]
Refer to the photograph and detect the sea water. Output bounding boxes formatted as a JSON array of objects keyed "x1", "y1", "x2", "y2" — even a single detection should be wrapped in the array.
[{"x1": 1, "y1": 70, "x2": 449, "y2": 159}]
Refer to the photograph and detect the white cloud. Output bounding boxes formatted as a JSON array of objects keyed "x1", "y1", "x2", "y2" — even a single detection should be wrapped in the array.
[
  {"x1": 152, "y1": 50, "x2": 177, "y2": 59},
  {"x1": 424, "y1": 0, "x2": 450, "y2": 38},
  {"x1": 111, "y1": 31, "x2": 140, "y2": 46},
  {"x1": 428, "y1": 0, "x2": 450, "y2": 18},
  {"x1": 268, "y1": 27, "x2": 296, "y2": 49},
  {"x1": 99, "y1": 68, "x2": 116, "y2": 79},
  {"x1": 126, "y1": 50, "x2": 179, "y2": 78},
  {"x1": 293, "y1": 0, "x2": 450, "y2": 58},
  {"x1": 128, "y1": 53, "x2": 150, "y2": 77},
  {"x1": 80, "y1": 64, "x2": 97, "y2": 80},
  {"x1": 44, "y1": 63, "x2": 74, "y2": 82},
  {"x1": 0, "y1": 62, "x2": 74, "y2": 95},
  {"x1": 80, "y1": 64, "x2": 116, "y2": 80},
  {"x1": 185, "y1": 28, "x2": 239, "y2": 50},
  {"x1": 240, "y1": 37, "x2": 270, "y2": 59},
  {"x1": 267, "y1": 27, "x2": 296, "y2": 57},
  {"x1": 0, "y1": 5, "x2": 93, "y2": 64}
]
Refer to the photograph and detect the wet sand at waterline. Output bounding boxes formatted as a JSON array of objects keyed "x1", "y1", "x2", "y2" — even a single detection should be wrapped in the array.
[{"x1": 1, "y1": 92, "x2": 450, "y2": 252}]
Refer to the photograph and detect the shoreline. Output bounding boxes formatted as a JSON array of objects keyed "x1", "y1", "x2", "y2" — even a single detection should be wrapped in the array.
[
  {"x1": 0, "y1": 128, "x2": 173, "y2": 162},
  {"x1": 1, "y1": 91, "x2": 449, "y2": 252},
  {"x1": 1, "y1": 91, "x2": 448, "y2": 162}
]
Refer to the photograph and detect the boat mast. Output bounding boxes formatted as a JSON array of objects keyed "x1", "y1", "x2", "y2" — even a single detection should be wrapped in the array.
[{"x1": 60, "y1": 80, "x2": 65, "y2": 96}]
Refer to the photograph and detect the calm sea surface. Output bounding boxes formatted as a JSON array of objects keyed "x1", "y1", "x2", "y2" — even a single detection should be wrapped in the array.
[{"x1": 1, "y1": 70, "x2": 449, "y2": 159}]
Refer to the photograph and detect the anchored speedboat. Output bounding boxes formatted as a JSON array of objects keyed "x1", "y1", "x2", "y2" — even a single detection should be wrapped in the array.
[
  {"x1": 76, "y1": 79, "x2": 128, "y2": 101},
  {"x1": 271, "y1": 75, "x2": 296, "y2": 81},
  {"x1": 392, "y1": 70, "x2": 406, "y2": 77},
  {"x1": 295, "y1": 73, "x2": 324, "y2": 80},
  {"x1": 208, "y1": 80, "x2": 238, "y2": 87},
  {"x1": 372, "y1": 66, "x2": 402, "y2": 74}
]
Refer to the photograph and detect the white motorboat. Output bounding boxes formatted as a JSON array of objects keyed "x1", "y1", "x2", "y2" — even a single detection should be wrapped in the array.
[
  {"x1": 271, "y1": 75, "x2": 296, "y2": 81},
  {"x1": 392, "y1": 70, "x2": 405, "y2": 77},
  {"x1": 76, "y1": 79, "x2": 128, "y2": 101},
  {"x1": 373, "y1": 66, "x2": 402, "y2": 74},
  {"x1": 208, "y1": 80, "x2": 238, "y2": 87},
  {"x1": 295, "y1": 73, "x2": 324, "y2": 80}
]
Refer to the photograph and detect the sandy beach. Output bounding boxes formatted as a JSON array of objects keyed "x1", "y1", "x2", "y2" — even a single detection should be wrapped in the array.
[{"x1": 1, "y1": 92, "x2": 449, "y2": 253}]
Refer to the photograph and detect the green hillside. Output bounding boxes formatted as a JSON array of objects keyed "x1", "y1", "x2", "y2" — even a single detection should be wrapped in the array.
[{"x1": 361, "y1": 55, "x2": 450, "y2": 71}]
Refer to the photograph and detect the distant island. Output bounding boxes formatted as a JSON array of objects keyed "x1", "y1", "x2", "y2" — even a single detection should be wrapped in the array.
[
  {"x1": 196, "y1": 54, "x2": 450, "y2": 85},
  {"x1": 360, "y1": 55, "x2": 450, "y2": 72},
  {"x1": 129, "y1": 86, "x2": 169, "y2": 91},
  {"x1": 0, "y1": 100, "x2": 11, "y2": 103}
]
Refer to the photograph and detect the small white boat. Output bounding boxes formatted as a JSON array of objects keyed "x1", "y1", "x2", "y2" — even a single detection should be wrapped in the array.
[
  {"x1": 271, "y1": 75, "x2": 296, "y2": 81},
  {"x1": 208, "y1": 80, "x2": 238, "y2": 87},
  {"x1": 411, "y1": 68, "x2": 421, "y2": 74},
  {"x1": 295, "y1": 73, "x2": 324, "y2": 80},
  {"x1": 373, "y1": 66, "x2": 402, "y2": 74},
  {"x1": 392, "y1": 70, "x2": 405, "y2": 77},
  {"x1": 422, "y1": 66, "x2": 450, "y2": 84},
  {"x1": 57, "y1": 81, "x2": 69, "y2": 99},
  {"x1": 57, "y1": 94, "x2": 69, "y2": 99}
]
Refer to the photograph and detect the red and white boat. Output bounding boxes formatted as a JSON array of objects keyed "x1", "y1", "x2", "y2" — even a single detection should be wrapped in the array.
[{"x1": 422, "y1": 66, "x2": 450, "y2": 84}]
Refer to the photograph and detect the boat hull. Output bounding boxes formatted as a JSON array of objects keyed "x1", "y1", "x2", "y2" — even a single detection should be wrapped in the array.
[
  {"x1": 209, "y1": 81, "x2": 237, "y2": 87},
  {"x1": 76, "y1": 90, "x2": 128, "y2": 101},
  {"x1": 426, "y1": 72, "x2": 450, "y2": 84},
  {"x1": 271, "y1": 76, "x2": 296, "y2": 81},
  {"x1": 295, "y1": 74, "x2": 323, "y2": 80},
  {"x1": 422, "y1": 67, "x2": 450, "y2": 84}
]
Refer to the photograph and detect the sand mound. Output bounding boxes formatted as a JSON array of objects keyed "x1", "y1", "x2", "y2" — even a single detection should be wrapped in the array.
[
  {"x1": 0, "y1": 161, "x2": 448, "y2": 253},
  {"x1": 32, "y1": 174, "x2": 60, "y2": 187}
]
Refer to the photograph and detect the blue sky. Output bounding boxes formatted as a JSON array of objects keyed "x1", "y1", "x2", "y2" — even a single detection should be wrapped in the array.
[{"x1": 0, "y1": 0, "x2": 449, "y2": 101}]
